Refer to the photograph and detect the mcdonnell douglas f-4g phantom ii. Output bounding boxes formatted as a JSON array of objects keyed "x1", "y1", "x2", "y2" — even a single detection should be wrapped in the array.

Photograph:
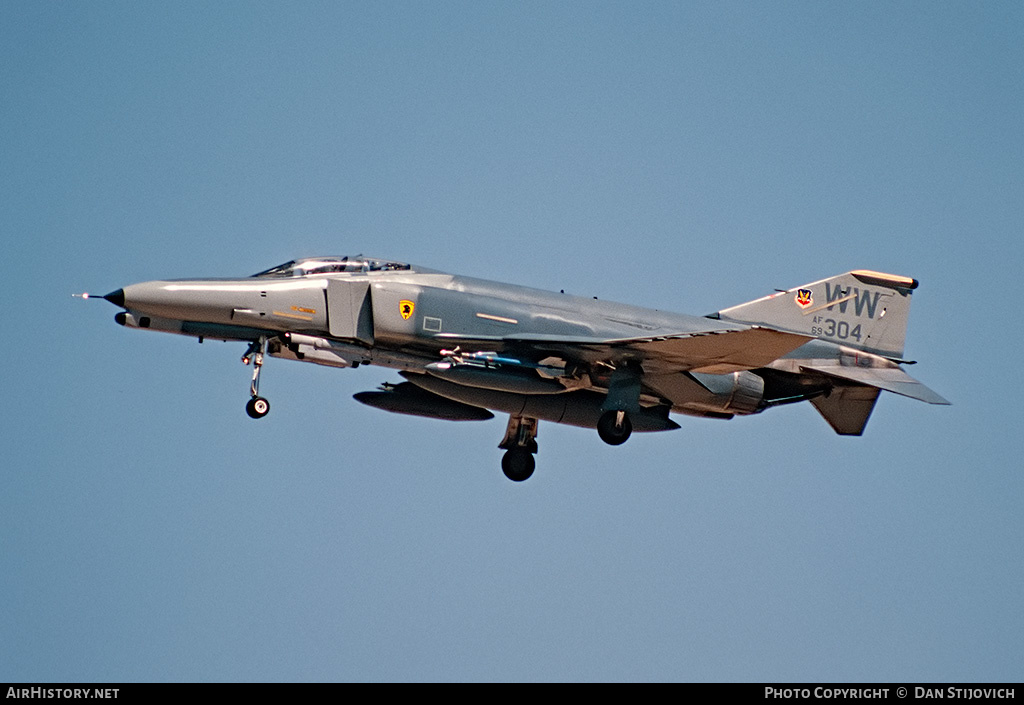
[{"x1": 82, "y1": 257, "x2": 948, "y2": 481}]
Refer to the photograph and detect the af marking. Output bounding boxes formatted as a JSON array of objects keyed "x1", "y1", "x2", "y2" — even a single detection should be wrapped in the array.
[{"x1": 810, "y1": 317, "x2": 863, "y2": 342}]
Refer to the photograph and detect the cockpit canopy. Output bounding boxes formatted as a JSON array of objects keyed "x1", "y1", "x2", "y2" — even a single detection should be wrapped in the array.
[{"x1": 251, "y1": 256, "x2": 411, "y2": 278}]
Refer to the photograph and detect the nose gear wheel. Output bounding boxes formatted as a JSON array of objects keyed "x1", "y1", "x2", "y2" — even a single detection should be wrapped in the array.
[{"x1": 246, "y1": 396, "x2": 270, "y2": 418}]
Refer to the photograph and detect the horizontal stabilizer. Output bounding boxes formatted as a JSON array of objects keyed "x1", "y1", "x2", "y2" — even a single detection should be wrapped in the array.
[
  {"x1": 811, "y1": 386, "x2": 880, "y2": 436},
  {"x1": 802, "y1": 364, "x2": 950, "y2": 405}
]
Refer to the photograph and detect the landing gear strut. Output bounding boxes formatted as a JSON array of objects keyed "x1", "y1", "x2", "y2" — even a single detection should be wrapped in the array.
[
  {"x1": 243, "y1": 337, "x2": 270, "y2": 419},
  {"x1": 597, "y1": 362, "x2": 640, "y2": 445},
  {"x1": 499, "y1": 416, "x2": 538, "y2": 482}
]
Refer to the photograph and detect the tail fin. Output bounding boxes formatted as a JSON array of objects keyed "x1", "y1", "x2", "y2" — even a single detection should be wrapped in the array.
[{"x1": 716, "y1": 270, "x2": 918, "y2": 359}]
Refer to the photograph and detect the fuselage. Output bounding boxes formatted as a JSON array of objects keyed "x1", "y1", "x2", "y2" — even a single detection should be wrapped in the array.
[
  {"x1": 113, "y1": 269, "x2": 746, "y2": 350},
  {"x1": 92, "y1": 256, "x2": 946, "y2": 481},
  {"x1": 106, "y1": 257, "x2": 855, "y2": 418}
]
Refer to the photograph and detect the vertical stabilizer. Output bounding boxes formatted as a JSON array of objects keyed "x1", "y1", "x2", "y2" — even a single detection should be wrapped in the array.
[{"x1": 717, "y1": 270, "x2": 918, "y2": 359}]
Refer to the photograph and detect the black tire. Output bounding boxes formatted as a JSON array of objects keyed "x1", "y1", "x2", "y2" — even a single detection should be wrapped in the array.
[
  {"x1": 501, "y1": 449, "x2": 536, "y2": 482},
  {"x1": 246, "y1": 396, "x2": 270, "y2": 419},
  {"x1": 597, "y1": 410, "x2": 632, "y2": 445}
]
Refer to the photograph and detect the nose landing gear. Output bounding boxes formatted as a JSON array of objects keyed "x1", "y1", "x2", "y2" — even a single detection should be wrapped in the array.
[
  {"x1": 245, "y1": 396, "x2": 270, "y2": 419},
  {"x1": 243, "y1": 337, "x2": 270, "y2": 419}
]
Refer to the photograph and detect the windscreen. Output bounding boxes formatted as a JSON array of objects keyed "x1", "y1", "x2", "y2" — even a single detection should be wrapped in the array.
[{"x1": 251, "y1": 257, "x2": 410, "y2": 278}]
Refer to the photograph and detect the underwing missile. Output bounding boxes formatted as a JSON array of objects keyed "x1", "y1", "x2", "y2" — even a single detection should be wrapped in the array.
[{"x1": 425, "y1": 361, "x2": 567, "y2": 395}]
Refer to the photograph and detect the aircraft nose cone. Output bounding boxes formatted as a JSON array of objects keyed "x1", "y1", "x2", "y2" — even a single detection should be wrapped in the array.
[{"x1": 103, "y1": 289, "x2": 125, "y2": 307}]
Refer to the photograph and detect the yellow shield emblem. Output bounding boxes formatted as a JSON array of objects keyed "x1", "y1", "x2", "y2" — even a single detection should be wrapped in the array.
[{"x1": 399, "y1": 300, "x2": 415, "y2": 320}]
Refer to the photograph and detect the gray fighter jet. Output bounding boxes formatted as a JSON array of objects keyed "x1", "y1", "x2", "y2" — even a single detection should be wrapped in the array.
[{"x1": 81, "y1": 257, "x2": 948, "y2": 481}]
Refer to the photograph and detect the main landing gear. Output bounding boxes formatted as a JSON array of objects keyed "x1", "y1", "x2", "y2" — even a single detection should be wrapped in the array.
[
  {"x1": 596, "y1": 362, "x2": 639, "y2": 446},
  {"x1": 496, "y1": 408, "x2": 634, "y2": 482},
  {"x1": 243, "y1": 338, "x2": 270, "y2": 419},
  {"x1": 597, "y1": 409, "x2": 632, "y2": 445},
  {"x1": 499, "y1": 416, "x2": 538, "y2": 482}
]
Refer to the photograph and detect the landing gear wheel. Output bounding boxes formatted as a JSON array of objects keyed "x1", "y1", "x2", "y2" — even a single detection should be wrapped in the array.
[
  {"x1": 246, "y1": 396, "x2": 270, "y2": 419},
  {"x1": 597, "y1": 410, "x2": 632, "y2": 445},
  {"x1": 501, "y1": 449, "x2": 536, "y2": 482}
]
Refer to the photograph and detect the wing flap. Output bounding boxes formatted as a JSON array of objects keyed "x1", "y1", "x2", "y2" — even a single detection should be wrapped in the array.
[{"x1": 802, "y1": 364, "x2": 950, "y2": 405}]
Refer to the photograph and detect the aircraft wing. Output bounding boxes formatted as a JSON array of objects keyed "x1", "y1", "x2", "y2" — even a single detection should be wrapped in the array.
[
  {"x1": 614, "y1": 327, "x2": 815, "y2": 374},
  {"x1": 436, "y1": 326, "x2": 814, "y2": 375}
]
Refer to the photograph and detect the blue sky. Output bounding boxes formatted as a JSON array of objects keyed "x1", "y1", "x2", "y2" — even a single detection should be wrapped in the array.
[{"x1": 2, "y1": 1, "x2": 1022, "y2": 682}]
